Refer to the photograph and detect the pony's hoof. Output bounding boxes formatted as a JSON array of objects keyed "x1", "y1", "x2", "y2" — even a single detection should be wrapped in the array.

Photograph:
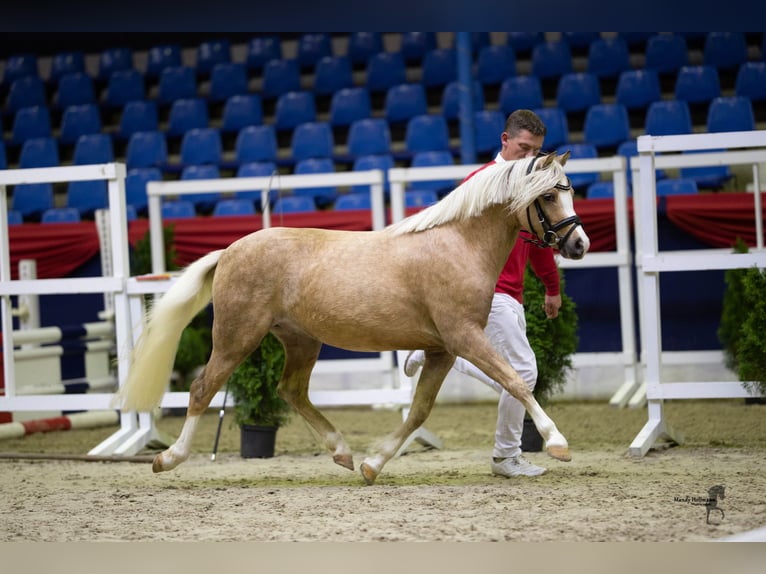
[
  {"x1": 333, "y1": 453, "x2": 354, "y2": 471},
  {"x1": 360, "y1": 462, "x2": 378, "y2": 485},
  {"x1": 546, "y1": 444, "x2": 571, "y2": 462},
  {"x1": 152, "y1": 454, "x2": 166, "y2": 473}
]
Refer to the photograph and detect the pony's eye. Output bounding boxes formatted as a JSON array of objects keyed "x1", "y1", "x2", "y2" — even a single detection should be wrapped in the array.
[{"x1": 543, "y1": 193, "x2": 555, "y2": 202}]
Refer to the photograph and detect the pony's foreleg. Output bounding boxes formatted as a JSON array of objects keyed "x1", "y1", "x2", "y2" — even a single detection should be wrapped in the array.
[
  {"x1": 456, "y1": 333, "x2": 571, "y2": 462},
  {"x1": 360, "y1": 351, "x2": 454, "y2": 485},
  {"x1": 276, "y1": 333, "x2": 354, "y2": 471}
]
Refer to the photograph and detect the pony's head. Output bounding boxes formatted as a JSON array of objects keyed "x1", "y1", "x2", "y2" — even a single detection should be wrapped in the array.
[{"x1": 520, "y1": 151, "x2": 590, "y2": 260}]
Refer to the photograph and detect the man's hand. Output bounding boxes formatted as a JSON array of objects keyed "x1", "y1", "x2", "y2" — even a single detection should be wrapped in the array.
[{"x1": 543, "y1": 294, "x2": 562, "y2": 319}]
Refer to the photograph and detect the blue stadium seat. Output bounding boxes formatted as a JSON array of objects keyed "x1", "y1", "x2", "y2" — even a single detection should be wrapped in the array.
[
  {"x1": 235, "y1": 124, "x2": 278, "y2": 164},
  {"x1": 400, "y1": 32, "x2": 436, "y2": 64},
  {"x1": 261, "y1": 58, "x2": 301, "y2": 99},
  {"x1": 347, "y1": 118, "x2": 392, "y2": 157},
  {"x1": 97, "y1": 47, "x2": 133, "y2": 82},
  {"x1": 73, "y1": 133, "x2": 114, "y2": 165},
  {"x1": 586, "y1": 181, "x2": 615, "y2": 199},
  {"x1": 7, "y1": 210, "x2": 24, "y2": 225},
  {"x1": 103, "y1": 69, "x2": 145, "y2": 108},
  {"x1": 66, "y1": 179, "x2": 108, "y2": 217},
  {"x1": 235, "y1": 161, "x2": 279, "y2": 206},
  {"x1": 421, "y1": 49, "x2": 457, "y2": 88},
  {"x1": 49, "y1": 51, "x2": 85, "y2": 84},
  {"x1": 157, "y1": 66, "x2": 197, "y2": 105},
  {"x1": 532, "y1": 107, "x2": 569, "y2": 149},
  {"x1": 59, "y1": 103, "x2": 102, "y2": 145},
  {"x1": 384, "y1": 83, "x2": 428, "y2": 124},
  {"x1": 583, "y1": 103, "x2": 631, "y2": 150},
  {"x1": 291, "y1": 121, "x2": 334, "y2": 161},
  {"x1": 735, "y1": 62, "x2": 766, "y2": 102},
  {"x1": 273, "y1": 195, "x2": 317, "y2": 214},
  {"x1": 118, "y1": 100, "x2": 159, "y2": 140},
  {"x1": 297, "y1": 33, "x2": 333, "y2": 69},
  {"x1": 125, "y1": 204, "x2": 138, "y2": 221},
  {"x1": 405, "y1": 189, "x2": 439, "y2": 208},
  {"x1": 19, "y1": 137, "x2": 59, "y2": 168},
  {"x1": 644, "y1": 100, "x2": 693, "y2": 135},
  {"x1": 126, "y1": 130, "x2": 168, "y2": 168},
  {"x1": 180, "y1": 164, "x2": 223, "y2": 211},
  {"x1": 180, "y1": 127, "x2": 223, "y2": 166},
  {"x1": 556, "y1": 143, "x2": 599, "y2": 191},
  {"x1": 405, "y1": 114, "x2": 450, "y2": 153},
  {"x1": 146, "y1": 45, "x2": 182, "y2": 80},
  {"x1": 196, "y1": 39, "x2": 231, "y2": 77},
  {"x1": 334, "y1": 192, "x2": 372, "y2": 211},
  {"x1": 499, "y1": 75, "x2": 543, "y2": 114},
  {"x1": 329, "y1": 87, "x2": 372, "y2": 127},
  {"x1": 679, "y1": 149, "x2": 733, "y2": 189},
  {"x1": 476, "y1": 44, "x2": 517, "y2": 86},
  {"x1": 11, "y1": 105, "x2": 52, "y2": 145},
  {"x1": 41, "y1": 207, "x2": 81, "y2": 223},
  {"x1": 221, "y1": 94, "x2": 263, "y2": 133},
  {"x1": 2, "y1": 54, "x2": 38, "y2": 87},
  {"x1": 212, "y1": 198, "x2": 256, "y2": 217},
  {"x1": 292, "y1": 157, "x2": 338, "y2": 206},
  {"x1": 707, "y1": 96, "x2": 755, "y2": 132},
  {"x1": 208, "y1": 62, "x2": 248, "y2": 102},
  {"x1": 11, "y1": 183, "x2": 54, "y2": 219},
  {"x1": 365, "y1": 51, "x2": 406, "y2": 93},
  {"x1": 615, "y1": 69, "x2": 661, "y2": 110},
  {"x1": 408, "y1": 150, "x2": 455, "y2": 194},
  {"x1": 586, "y1": 36, "x2": 631, "y2": 78},
  {"x1": 703, "y1": 32, "x2": 748, "y2": 71},
  {"x1": 441, "y1": 80, "x2": 484, "y2": 121},
  {"x1": 347, "y1": 32, "x2": 383, "y2": 67},
  {"x1": 0, "y1": 140, "x2": 6, "y2": 169},
  {"x1": 161, "y1": 199, "x2": 196, "y2": 219},
  {"x1": 351, "y1": 153, "x2": 394, "y2": 195},
  {"x1": 246, "y1": 36, "x2": 281, "y2": 72},
  {"x1": 313, "y1": 56, "x2": 353, "y2": 96},
  {"x1": 274, "y1": 91, "x2": 317, "y2": 131},
  {"x1": 674, "y1": 65, "x2": 721, "y2": 105},
  {"x1": 6, "y1": 75, "x2": 46, "y2": 114},
  {"x1": 166, "y1": 98, "x2": 209, "y2": 138},
  {"x1": 656, "y1": 178, "x2": 699, "y2": 196},
  {"x1": 125, "y1": 166, "x2": 162, "y2": 214},
  {"x1": 556, "y1": 72, "x2": 601, "y2": 114},
  {"x1": 506, "y1": 32, "x2": 545, "y2": 55},
  {"x1": 644, "y1": 34, "x2": 688, "y2": 75},
  {"x1": 531, "y1": 41, "x2": 573, "y2": 79},
  {"x1": 474, "y1": 109, "x2": 505, "y2": 154},
  {"x1": 55, "y1": 72, "x2": 96, "y2": 109}
]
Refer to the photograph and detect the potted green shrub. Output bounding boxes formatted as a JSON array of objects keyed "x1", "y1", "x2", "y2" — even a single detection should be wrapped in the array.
[
  {"x1": 227, "y1": 332, "x2": 292, "y2": 458},
  {"x1": 521, "y1": 263, "x2": 580, "y2": 450}
]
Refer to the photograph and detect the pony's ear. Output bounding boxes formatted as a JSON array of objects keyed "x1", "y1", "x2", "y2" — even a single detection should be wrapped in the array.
[
  {"x1": 557, "y1": 150, "x2": 571, "y2": 166},
  {"x1": 539, "y1": 152, "x2": 557, "y2": 170}
]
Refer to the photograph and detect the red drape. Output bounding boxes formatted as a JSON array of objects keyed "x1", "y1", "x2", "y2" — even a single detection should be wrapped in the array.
[{"x1": 7, "y1": 194, "x2": 761, "y2": 279}]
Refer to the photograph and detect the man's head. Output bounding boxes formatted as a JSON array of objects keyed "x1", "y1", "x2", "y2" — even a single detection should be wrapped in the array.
[{"x1": 500, "y1": 109, "x2": 546, "y2": 161}]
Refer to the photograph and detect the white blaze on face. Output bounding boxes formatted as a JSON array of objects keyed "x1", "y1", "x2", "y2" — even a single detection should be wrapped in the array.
[{"x1": 558, "y1": 191, "x2": 590, "y2": 252}]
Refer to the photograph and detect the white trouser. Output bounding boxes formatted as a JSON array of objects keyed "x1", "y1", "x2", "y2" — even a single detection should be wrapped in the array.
[{"x1": 452, "y1": 293, "x2": 537, "y2": 459}]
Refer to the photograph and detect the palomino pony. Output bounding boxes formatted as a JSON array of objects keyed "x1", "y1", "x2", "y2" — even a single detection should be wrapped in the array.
[{"x1": 115, "y1": 151, "x2": 590, "y2": 485}]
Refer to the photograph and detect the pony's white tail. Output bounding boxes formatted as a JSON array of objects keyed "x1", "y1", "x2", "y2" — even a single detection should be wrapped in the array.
[{"x1": 113, "y1": 250, "x2": 224, "y2": 412}]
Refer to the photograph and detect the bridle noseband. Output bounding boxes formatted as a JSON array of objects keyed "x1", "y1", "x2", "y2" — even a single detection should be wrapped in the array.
[{"x1": 523, "y1": 154, "x2": 583, "y2": 249}]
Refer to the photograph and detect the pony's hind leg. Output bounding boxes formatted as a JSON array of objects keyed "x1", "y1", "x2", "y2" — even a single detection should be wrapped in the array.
[
  {"x1": 360, "y1": 351, "x2": 455, "y2": 485},
  {"x1": 275, "y1": 330, "x2": 354, "y2": 471}
]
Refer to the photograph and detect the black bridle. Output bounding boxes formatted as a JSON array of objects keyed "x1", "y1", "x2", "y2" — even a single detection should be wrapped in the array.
[{"x1": 523, "y1": 154, "x2": 583, "y2": 249}]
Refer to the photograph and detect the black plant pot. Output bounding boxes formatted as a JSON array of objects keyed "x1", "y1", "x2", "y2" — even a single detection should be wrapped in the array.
[
  {"x1": 521, "y1": 417, "x2": 544, "y2": 452},
  {"x1": 240, "y1": 424, "x2": 277, "y2": 458}
]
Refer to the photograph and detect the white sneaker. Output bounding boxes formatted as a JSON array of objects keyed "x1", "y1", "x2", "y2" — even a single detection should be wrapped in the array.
[
  {"x1": 403, "y1": 350, "x2": 425, "y2": 377},
  {"x1": 491, "y1": 455, "x2": 547, "y2": 478}
]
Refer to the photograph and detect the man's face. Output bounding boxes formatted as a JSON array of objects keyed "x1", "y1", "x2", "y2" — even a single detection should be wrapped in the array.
[{"x1": 501, "y1": 129, "x2": 545, "y2": 160}]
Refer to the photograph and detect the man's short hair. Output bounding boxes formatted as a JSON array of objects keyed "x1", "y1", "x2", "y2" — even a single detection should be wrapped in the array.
[{"x1": 505, "y1": 109, "x2": 547, "y2": 138}]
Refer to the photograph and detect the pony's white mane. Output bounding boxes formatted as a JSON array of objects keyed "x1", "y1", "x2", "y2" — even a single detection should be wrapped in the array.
[{"x1": 387, "y1": 155, "x2": 566, "y2": 236}]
